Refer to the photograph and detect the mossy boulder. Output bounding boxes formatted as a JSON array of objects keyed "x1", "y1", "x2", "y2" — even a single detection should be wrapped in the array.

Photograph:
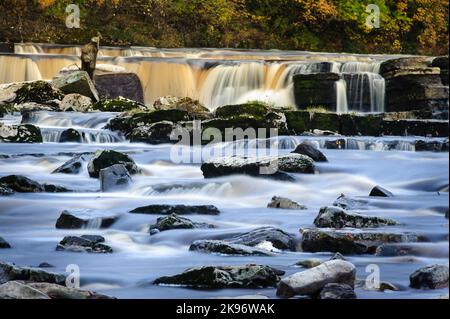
[
  {"x1": 154, "y1": 96, "x2": 211, "y2": 119},
  {"x1": 293, "y1": 73, "x2": 340, "y2": 110},
  {"x1": 0, "y1": 104, "x2": 14, "y2": 117},
  {"x1": 0, "y1": 124, "x2": 42, "y2": 143},
  {"x1": 149, "y1": 213, "x2": 213, "y2": 235},
  {"x1": 93, "y1": 96, "x2": 146, "y2": 112},
  {"x1": 59, "y1": 128, "x2": 82, "y2": 143},
  {"x1": 215, "y1": 102, "x2": 270, "y2": 119},
  {"x1": 129, "y1": 121, "x2": 180, "y2": 144},
  {"x1": 13, "y1": 81, "x2": 64, "y2": 105},
  {"x1": 87, "y1": 150, "x2": 139, "y2": 178}
]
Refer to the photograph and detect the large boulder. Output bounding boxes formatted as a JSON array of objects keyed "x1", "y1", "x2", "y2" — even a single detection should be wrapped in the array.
[
  {"x1": 291, "y1": 142, "x2": 328, "y2": 162},
  {"x1": 149, "y1": 213, "x2": 214, "y2": 235},
  {"x1": 293, "y1": 73, "x2": 341, "y2": 111},
  {"x1": 0, "y1": 123, "x2": 42, "y2": 143},
  {"x1": 313, "y1": 206, "x2": 397, "y2": 229},
  {"x1": 59, "y1": 128, "x2": 82, "y2": 143},
  {"x1": 300, "y1": 228, "x2": 421, "y2": 254},
  {"x1": 99, "y1": 164, "x2": 132, "y2": 192},
  {"x1": 154, "y1": 265, "x2": 283, "y2": 289},
  {"x1": 52, "y1": 154, "x2": 88, "y2": 174},
  {"x1": 189, "y1": 240, "x2": 274, "y2": 256},
  {"x1": 277, "y1": 260, "x2": 356, "y2": 298},
  {"x1": 0, "y1": 175, "x2": 44, "y2": 192},
  {"x1": 0, "y1": 262, "x2": 66, "y2": 285},
  {"x1": 226, "y1": 227, "x2": 297, "y2": 251},
  {"x1": 59, "y1": 94, "x2": 93, "y2": 112},
  {"x1": 56, "y1": 235, "x2": 113, "y2": 253},
  {"x1": 95, "y1": 73, "x2": 145, "y2": 104},
  {"x1": 201, "y1": 154, "x2": 315, "y2": 180},
  {"x1": 55, "y1": 210, "x2": 118, "y2": 229},
  {"x1": 13, "y1": 81, "x2": 63, "y2": 105},
  {"x1": 409, "y1": 265, "x2": 449, "y2": 289},
  {"x1": 87, "y1": 150, "x2": 139, "y2": 178},
  {"x1": 129, "y1": 204, "x2": 220, "y2": 215},
  {"x1": 52, "y1": 71, "x2": 99, "y2": 102},
  {"x1": 267, "y1": 196, "x2": 306, "y2": 210},
  {"x1": 0, "y1": 236, "x2": 11, "y2": 248}
]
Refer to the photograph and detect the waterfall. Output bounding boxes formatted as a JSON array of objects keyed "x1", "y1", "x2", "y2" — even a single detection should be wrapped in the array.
[{"x1": 336, "y1": 79, "x2": 348, "y2": 114}]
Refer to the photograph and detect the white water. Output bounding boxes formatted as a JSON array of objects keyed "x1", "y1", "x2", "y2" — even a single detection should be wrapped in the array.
[{"x1": 0, "y1": 111, "x2": 448, "y2": 299}]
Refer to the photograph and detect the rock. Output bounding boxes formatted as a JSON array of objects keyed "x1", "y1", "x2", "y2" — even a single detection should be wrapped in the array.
[
  {"x1": 42, "y1": 184, "x2": 71, "y2": 193},
  {"x1": 293, "y1": 73, "x2": 341, "y2": 111},
  {"x1": 291, "y1": 142, "x2": 328, "y2": 162},
  {"x1": 154, "y1": 96, "x2": 211, "y2": 119},
  {"x1": 380, "y1": 57, "x2": 431, "y2": 78},
  {"x1": 95, "y1": 73, "x2": 145, "y2": 104},
  {"x1": 0, "y1": 184, "x2": 14, "y2": 196},
  {"x1": 415, "y1": 140, "x2": 447, "y2": 152},
  {"x1": 0, "y1": 123, "x2": 43, "y2": 143},
  {"x1": 267, "y1": 196, "x2": 306, "y2": 210},
  {"x1": 129, "y1": 204, "x2": 220, "y2": 215},
  {"x1": 295, "y1": 259, "x2": 322, "y2": 269},
  {"x1": 55, "y1": 210, "x2": 118, "y2": 229},
  {"x1": 149, "y1": 213, "x2": 214, "y2": 235},
  {"x1": 56, "y1": 235, "x2": 113, "y2": 253},
  {"x1": 93, "y1": 96, "x2": 146, "y2": 112},
  {"x1": 60, "y1": 128, "x2": 82, "y2": 143},
  {"x1": 154, "y1": 264, "x2": 283, "y2": 289},
  {"x1": 13, "y1": 81, "x2": 64, "y2": 105},
  {"x1": 201, "y1": 154, "x2": 315, "y2": 180},
  {"x1": 277, "y1": 260, "x2": 356, "y2": 298},
  {"x1": 59, "y1": 94, "x2": 93, "y2": 112},
  {"x1": 381, "y1": 119, "x2": 449, "y2": 137},
  {"x1": 215, "y1": 102, "x2": 270, "y2": 119},
  {"x1": 330, "y1": 252, "x2": 346, "y2": 261},
  {"x1": 285, "y1": 111, "x2": 340, "y2": 135},
  {"x1": 409, "y1": 265, "x2": 449, "y2": 289},
  {"x1": 189, "y1": 240, "x2": 274, "y2": 256},
  {"x1": 333, "y1": 194, "x2": 368, "y2": 210},
  {"x1": 0, "y1": 42, "x2": 14, "y2": 53},
  {"x1": 87, "y1": 150, "x2": 139, "y2": 178},
  {"x1": 129, "y1": 121, "x2": 179, "y2": 144},
  {"x1": 369, "y1": 185, "x2": 394, "y2": 197},
  {"x1": 432, "y1": 56, "x2": 449, "y2": 71},
  {"x1": 324, "y1": 138, "x2": 346, "y2": 149},
  {"x1": 0, "y1": 175, "x2": 44, "y2": 192},
  {"x1": 319, "y1": 283, "x2": 357, "y2": 299},
  {"x1": 26, "y1": 282, "x2": 113, "y2": 299},
  {"x1": 0, "y1": 281, "x2": 50, "y2": 299},
  {"x1": 0, "y1": 236, "x2": 11, "y2": 248},
  {"x1": 226, "y1": 227, "x2": 297, "y2": 251},
  {"x1": 52, "y1": 154, "x2": 87, "y2": 174},
  {"x1": 0, "y1": 104, "x2": 13, "y2": 117},
  {"x1": 52, "y1": 71, "x2": 99, "y2": 102},
  {"x1": 0, "y1": 262, "x2": 66, "y2": 285},
  {"x1": 313, "y1": 206, "x2": 397, "y2": 229},
  {"x1": 38, "y1": 263, "x2": 54, "y2": 268},
  {"x1": 378, "y1": 281, "x2": 400, "y2": 292},
  {"x1": 99, "y1": 164, "x2": 132, "y2": 192},
  {"x1": 300, "y1": 228, "x2": 421, "y2": 254}
]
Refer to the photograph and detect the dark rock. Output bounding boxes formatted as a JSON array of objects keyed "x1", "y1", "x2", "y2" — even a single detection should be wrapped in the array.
[
  {"x1": 300, "y1": 228, "x2": 421, "y2": 254},
  {"x1": 0, "y1": 236, "x2": 11, "y2": 248},
  {"x1": 432, "y1": 56, "x2": 449, "y2": 71},
  {"x1": 291, "y1": 142, "x2": 328, "y2": 162},
  {"x1": 60, "y1": 129, "x2": 82, "y2": 143},
  {"x1": 267, "y1": 196, "x2": 306, "y2": 210},
  {"x1": 25, "y1": 282, "x2": 114, "y2": 299},
  {"x1": 319, "y1": 283, "x2": 357, "y2": 299},
  {"x1": 56, "y1": 235, "x2": 113, "y2": 253},
  {"x1": 95, "y1": 73, "x2": 145, "y2": 104},
  {"x1": 0, "y1": 184, "x2": 14, "y2": 196},
  {"x1": 380, "y1": 57, "x2": 430, "y2": 78},
  {"x1": 154, "y1": 264, "x2": 283, "y2": 289},
  {"x1": 55, "y1": 210, "x2": 118, "y2": 229},
  {"x1": 0, "y1": 175, "x2": 44, "y2": 192},
  {"x1": 381, "y1": 119, "x2": 449, "y2": 137},
  {"x1": 293, "y1": 73, "x2": 341, "y2": 111},
  {"x1": 129, "y1": 121, "x2": 179, "y2": 144},
  {"x1": 52, "y1": 71, "x2": 99, "y2": 101},
  {"x1": 93, "y1": 96, "x2": 146, "y2": 112},
  {"x1": 149, "y1": 213, "x2": 214, "y2": 235},
  {"x1": 330, "y1": 252, "x2": 346, "y2": 261},
  {"x1": 99, "y1": 164, "x2": 132, "y2": 192},
  {"x1": 201, "y1": 154, "x2": 315, "y2": 180},
  {"x1": 87, "y1": 150, "x2": 139, "y2": 178},
  {"x1": 415, "y1": 140, "x2": 446, "y2": 152},
  {"x1": 0, "y1": 123, "x2": 43, "y2": 143},
  {"x1": 277, "y1": 260, "x2": 356, "y2": 298},
  {"x1": 369, "y1": 185, "x2": 394, "y2": 197},
  {"x1": 313, "y1": 206, "x2": 397, "y2": 229},
  {"x1": 52, "y1": 155, "x2": 87, "y2": 174},
  {"x1": 38, "y1": 263, "x2": 54, "y2": 268},
  {"x1": 13, "y1": 81, "x2": 63, "y2": 105},
  {"x1": 409, "y1": 264, "x2": 449, "y2": 289},
  {"x1": 42, "y1": 184, "x2": 71, "y2": 193},
  {"x1": 130, "y1": 204, "x2": 220, "y2": 215},
  {"x1": 0, "y1": 262, "x2": 66, "y2": 285},
  {"x1": 189, "y1": 240, "x2": 274, "y2": 256},
  {"x1": 226, "y1": 227, "x2": 297, "y2": 251},
  {"x1": 0, "y1": 42, "x2": 14, "y2": 53},
  {"x1": 324, "y1": 139, "x2": 346, "y2": 149}
]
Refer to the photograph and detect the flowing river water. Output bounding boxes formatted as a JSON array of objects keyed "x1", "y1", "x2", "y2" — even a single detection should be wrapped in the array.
[{"x1": 0, "y1": 110, "x2": 448, "y2": 299}]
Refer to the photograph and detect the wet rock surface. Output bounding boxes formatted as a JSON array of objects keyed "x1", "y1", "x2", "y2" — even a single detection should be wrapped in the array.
[
  {"x1": 87, "y1": 149, "x2": 139, "y2": 178},
  {"x1": 189, "y1": 240, "x2": 275, "y2": 256},
  {"x1": 55, "y1": 210, "x2": 118, "y2": 229},
  {"x1": 0, "y1": 262, "x2": 66, "y2": 285},
  {"x1": 226, "y1": 227, "x2": 297, "y2": 251},
  {"x1": 267, "y1": 196, "x2": 306, "y2": 210},
  {"x1": 149, "y1": 213, "x2": 215, "y2": 234},
  {"x1": 319, "y1": 283, "x2": 357, "y2": 299},
  {"x1": 0, "y1": 123, "x2": 42, "y2": 143},
  {"x1": 56, "y1": 235, "x2": 113, "y2": 253},
  {"x1": 291, "y1": 142, "x2": 328, "y2": 162},
  {"x1": 409, "y1": 265, "x2": 449, "y2": 289},
  {"x1": 52, "y1": 154, "x2": 88, "y2": 174},
  {"x1": 99, "y1": 164, "x2": 132, "y2": 192},
  {"x1": 130, "y1": 204, "x2": 220, "y2": 215},
  {"x1": 369, "y1": 185, "x2": 394, "y2": 197}
]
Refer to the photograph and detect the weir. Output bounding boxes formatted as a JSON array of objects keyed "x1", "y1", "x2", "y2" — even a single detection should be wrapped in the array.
[{"x1": 0, "y1": 43, "x2": 392, "y2": 112}]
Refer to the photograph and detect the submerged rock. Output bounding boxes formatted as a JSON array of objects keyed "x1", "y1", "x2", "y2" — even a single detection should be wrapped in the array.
[
  {"x1": 300, "y1": 228, "x2": 420, "y2": 254},
  {"x1": 0, "y1": 262, "x2": 66, "y2": 285},
  {"x1": 267, "y1": 196, "x2": 306, "y2": 210},
  {"x1": 87, "y1": 150, "x2": 139, "y2": 178},
  {"x1": 60, "y1": 128, "x2": 82, "y2": 143},
  {"x1": 130, "y1": 204, "x2": 220, "y2": 215},
  {"x1": 277, "y1": 260, "x2": 356, "y2": 298},
  {"x1": 189, "y1": 240, "x2": 274, "y2": 256},
  {"x1": 0, "y1": 184, "x2": 14, "y2": 196},
  {"x1": 99, "y1": 164, "x2": 132, "y2": 192},
  {"x1": 154, "y1": 264, "x2": 283, "y2": 289},
  {"x1": 332, "y1": 194, "x2": 368, "y2": 210},
  {"x1": 319, "y1": 283, "x2": 357, "y2": 299},
  {"x1": 56, "y1": 235, "x2": 113, "y2": 253},
  {"x1": 369, "y1": 185, "x2": 394, "y2": 197},
  {"x1": 59, "y1": 94, "x2": 93, "y2": 112},
  {"x1": 52, "y1": 154, "x2": 88, "y2": 174},
  {"x1": 0, "y1": 175, "x2": 44, "y2": 192},
  {"x1": 201, "y1": 153, "x2": 315, "y2": 180},
  {"x1": 313, "y1": 206, "x2": 397, "y2": 229},
  {"x1": 149, "y1": 213, "x2": 214, "y2": 235},
  {"x1": 52, "y1": 71, "x2": 99, "y2": 101},
  {"x1": 55, "y1": 210, "x2": 118, "y2": 229},
  {"x1": 409, "y1": 265, "x2": 449, "y2": 289},
  {"x1": 226, "y1": 227, "x2": 297, "y2": 251},
  {"x1": 291, "y1": 142, "x2": 328, "y2": 162},
  {"x1": 0, "y1": 236, "x2": 11, "y2": 248},
  {"x1": 0, "y1": 123, "x2": 42, "y2": 143}
]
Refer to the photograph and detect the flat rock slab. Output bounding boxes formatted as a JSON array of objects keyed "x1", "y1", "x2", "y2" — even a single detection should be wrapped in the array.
[
  {"x1": 55, "y1": 210, "x2": 118, "y2": 229},
  {"x1": 0, "y1": 262, "x2": 66, "y2": 285},
  {"x1": 130, "y1": 204, "x2": 220, "y2": 215},
  {"x1": 189, "y1": 240, "x2": 275, "y2": 256},
  {"x1": 149, "y1": 213, "x2": 215, "y2": 234},
  {"x1": 56, "y1": 235, "x2": 113, "y2": 253},
  {"x1": 226, "y1": 227, "x2": 297, "y2": 251}
]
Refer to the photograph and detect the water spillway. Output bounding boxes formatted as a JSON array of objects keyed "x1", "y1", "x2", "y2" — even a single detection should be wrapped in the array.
[{"x1": 0, "y1": 44, "x2": 393, "y2": 112}]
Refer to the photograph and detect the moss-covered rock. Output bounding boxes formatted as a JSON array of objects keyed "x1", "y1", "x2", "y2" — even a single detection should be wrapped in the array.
[
  {"x1": 52, "y1": 71, "x2": 99, "y2": 101},
  {"x1": 340, "y1": 114, "x2": 383, "y2": 136},
  {"x1": 215, "y1": 102, "x2": 269, "y2": 119},
  {"x1": 293, "y1": 73, "x2": 340, "y2": 110},
  {"x1": 154, "y1": 96, "x2": 211, "y2": 119},
  {"x1": 93, "y1": 96, "x2": 146, "y2": 112},
  {"x1": 0, "y1": 123, "x2": 43, "y2": 143},
  {"x1": 13, "y1": 81, "x2": 64, "y2": 105},
  {"x1": 87, "y1": 150, "x2": 139, "y2": 178},
  {"x1": 129, "y1": 121, "x2": 179, "y2": 144},
  {"x1": 0, "y1": 104, "x2": 14, "y2": 117}
]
